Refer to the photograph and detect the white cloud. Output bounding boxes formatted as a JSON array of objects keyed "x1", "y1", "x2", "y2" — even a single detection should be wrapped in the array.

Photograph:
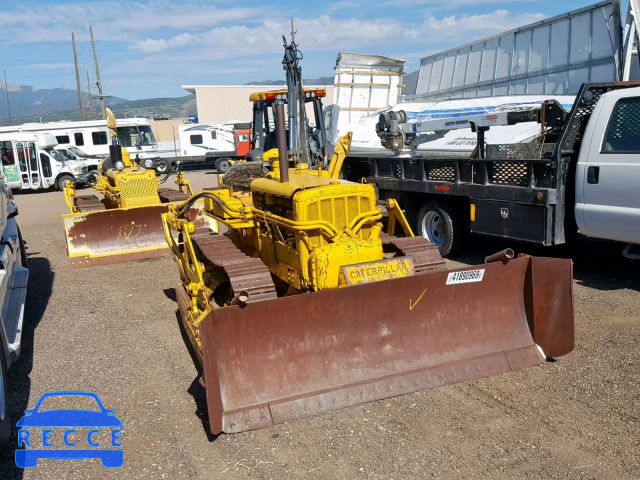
[
  {"x1": 101, "y1": 8, "x2": 546, "y2": 96},
  {"x1": 0, "y1": 0, "x2": 550, "y2": 98},
  {"x1": 21, "y1": 63, "x2": 72, "y2": 70},
  {"x1": 136, "y1": 33, "x2": 195, "y2": 53},
  {"x1": 382, "y1": 0, "x2": 536, "y2": 7},
  {"x1": 0, "y1": 1, "x2": 271, "y2": 44},
  {"x1": 327, "y1": 1, "x2": 362, "y2": 14},
  {"x1": 422, "y1": 10, "x2": 546, "y2": 35},
  {"x1": 130, "y1": 10, "x2": 546, "y2": 58}
]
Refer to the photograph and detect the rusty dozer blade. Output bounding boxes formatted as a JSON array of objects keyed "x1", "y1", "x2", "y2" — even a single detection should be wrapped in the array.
[
  {"x1": 63, "y1": 202, "x2": 216, "y2": 268},
  {"x1": 186, "y1": 256, "x2": 573, "y2": 434}
]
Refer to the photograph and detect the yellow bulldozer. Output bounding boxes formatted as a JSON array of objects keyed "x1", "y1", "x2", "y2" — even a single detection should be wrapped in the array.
[
  {"x1": 62, "y1": 109, "x2": 216, "y2": 268},
  {"x1": 161, "y1": 36, "x2": 574, "y2": 434}
]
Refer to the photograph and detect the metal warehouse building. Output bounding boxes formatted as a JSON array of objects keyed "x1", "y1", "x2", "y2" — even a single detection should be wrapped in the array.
[{"x1": 181, "y1": 85, "x2": 335, "y2": 124}]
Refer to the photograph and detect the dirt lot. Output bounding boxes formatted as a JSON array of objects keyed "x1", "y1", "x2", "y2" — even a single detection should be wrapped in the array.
[{"x1": 0, "y1": 169, "x2": 638, "y2": 479}]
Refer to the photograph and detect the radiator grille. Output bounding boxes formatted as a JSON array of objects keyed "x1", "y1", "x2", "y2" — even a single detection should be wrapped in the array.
[
  {"x1": 306, "y1": 196, "x2": 372, "y2": 247},
  {"x1": 119, "y1": 176, "x2": 158, "y2": 199},
  {"x1": 116, "y1": 173, "x2": 160, "y2": 208}
]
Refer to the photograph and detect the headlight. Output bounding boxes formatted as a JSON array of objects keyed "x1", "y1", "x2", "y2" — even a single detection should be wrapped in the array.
[
  {"x1": 144, "y1": 159, "x2": 154, "y2": 169},
  {"x1": 115, "y1": 161, "x2": 125, "y2": 171},
  {"x1": 74, "y1": 168, "x2": 79, "y2": 172}
]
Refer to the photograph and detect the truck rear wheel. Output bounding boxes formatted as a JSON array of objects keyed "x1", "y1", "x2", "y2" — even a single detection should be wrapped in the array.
[
  {"x1": 417, "y1": 202, "x2": 459, "y2": 257},
  {"x1": 57, "y1": 174, "x2": 75, "y2": 191},
  {"x1": 215, "y1": 158, "x2": 232, "y2": 174},
  {"x1": 0, "y1": 345, "x2": 10, "y2": 452},
  {"x1": 155, "y1": 158, "x2": 171, "y2": 175}
]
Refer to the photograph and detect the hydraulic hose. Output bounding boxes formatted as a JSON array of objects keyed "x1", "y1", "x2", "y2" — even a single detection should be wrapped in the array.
[{"x1": 175, "y1": 191, "x2": 245, "y2": 219}]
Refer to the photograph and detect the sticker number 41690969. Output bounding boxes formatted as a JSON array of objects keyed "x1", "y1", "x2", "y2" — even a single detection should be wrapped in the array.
[{"x1": 446, "y1": 269, "x2": 485, "y2": 285}]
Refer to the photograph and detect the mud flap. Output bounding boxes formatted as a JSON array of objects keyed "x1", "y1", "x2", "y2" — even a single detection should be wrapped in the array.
[
  {"x1": 194, "y1": 256, "x2": 573, "y2": 434},
  {"x1": 63, "y1": 201, "x2": 217, "y2": 268}
]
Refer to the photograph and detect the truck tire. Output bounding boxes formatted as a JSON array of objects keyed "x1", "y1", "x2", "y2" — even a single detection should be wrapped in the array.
[
  {"x1": 215, "y1": 158, "x2": 232, "y2": 174},
  {"x1": 86, "y1": 171, "x2": 99, "y2": 184},
  {"x1": 57, "y1": 174, "x2": 75, "y2": 191},
  {"x1": 0, "y1": 345, "x2": 10, "y2": 452},
  {"x1": 417, "y1": 202, "x2": 459, "y2": 258},
  {"x1": 155, "y1": 158, "x2": 171, "y2": 175}
]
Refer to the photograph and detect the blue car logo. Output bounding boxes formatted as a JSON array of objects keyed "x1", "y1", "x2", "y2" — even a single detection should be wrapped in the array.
[{"x1": 15, "y1": 391, "x2": 123, "y2": 468}]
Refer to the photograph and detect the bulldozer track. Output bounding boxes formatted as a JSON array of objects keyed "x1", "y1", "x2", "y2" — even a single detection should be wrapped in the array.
[
  {"x1": 74, "y1": 195, "x2": 106, "y2": 212},
  {"x1": 158, "y1": 188, "x2": 191, "y2": 203},
  {"x1": 191, "y1": 229, "x2": 278, "y2": 304},
  {"x1": 383, "y1": 236, "x2": 446, "y2": 274}
]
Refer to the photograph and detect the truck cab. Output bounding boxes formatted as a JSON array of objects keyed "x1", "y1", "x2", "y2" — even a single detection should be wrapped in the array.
[
  {"x1": 0, "y1": 133, "x2": 89, "y2": 191},
  {"x1": 575, "y1": 86, "x2": 640, "y2": 246},
  {"x1": 113, "y1": 123, "x2": 160, "y2": 161}
]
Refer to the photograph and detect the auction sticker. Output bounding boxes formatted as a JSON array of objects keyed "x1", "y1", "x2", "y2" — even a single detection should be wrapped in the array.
[{"x1": 446, "y1": 269, "x2": 485, "y2": 285}]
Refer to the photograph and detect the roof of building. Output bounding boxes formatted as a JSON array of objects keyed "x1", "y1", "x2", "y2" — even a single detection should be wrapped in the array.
[{"x1": 181, "y1": 84, "x2": 333, "y2": 94}]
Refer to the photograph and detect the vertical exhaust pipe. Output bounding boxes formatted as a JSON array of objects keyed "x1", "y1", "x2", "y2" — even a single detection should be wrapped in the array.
[{"x1": 275, "y1": 100, "x2": 289, "y2": 183}]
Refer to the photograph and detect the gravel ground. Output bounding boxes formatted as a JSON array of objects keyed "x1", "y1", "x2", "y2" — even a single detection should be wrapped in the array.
[{"x1": 0, "y1": 169, "x2": 638, "y2": 479}]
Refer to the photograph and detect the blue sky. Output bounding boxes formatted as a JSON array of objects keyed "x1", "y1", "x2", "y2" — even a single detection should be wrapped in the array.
[{"x1": 0, "y1": 0, "x2": 606, "y2": 100}]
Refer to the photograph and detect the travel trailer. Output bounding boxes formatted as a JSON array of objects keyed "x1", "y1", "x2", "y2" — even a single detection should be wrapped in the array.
[{"x1": 177, "y1": 122, "x2": 251, "y2": 172}]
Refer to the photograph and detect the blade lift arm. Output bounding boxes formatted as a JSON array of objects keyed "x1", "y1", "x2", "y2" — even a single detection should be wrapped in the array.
[{"x1": 386, "y1": 199, "x2": 414, "y2": 237}]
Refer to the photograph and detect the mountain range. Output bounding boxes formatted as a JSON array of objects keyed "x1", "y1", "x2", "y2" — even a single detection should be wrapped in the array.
[
  {"x1": 0, "y1": 71, "x2": 418, "y2": 125},
  {"x1": 0, "y1": 81, "x2": 197, "y2": 125},
  {"x1": 0, "y1": 82, "x2": 128, "y2": 121}
]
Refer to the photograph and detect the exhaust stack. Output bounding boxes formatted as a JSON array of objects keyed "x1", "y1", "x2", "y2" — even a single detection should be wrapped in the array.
[{"x1": 275, "y1": 101, "x2": 289, "y2": 183}]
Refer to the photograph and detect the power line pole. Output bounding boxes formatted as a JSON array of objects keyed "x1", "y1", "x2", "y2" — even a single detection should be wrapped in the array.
[
  {"x1": 90, "y1": 26, "x2": 106, "y2": 120},
  {"x1": 3, "y1": 69, "x2": 11, "y2": 123},
  {"x1": 86, "y1": 70, "x2": 96, "y2": 120},
  {"x1": 72, "y1": 32, "x2": 85, "y2": 120}
]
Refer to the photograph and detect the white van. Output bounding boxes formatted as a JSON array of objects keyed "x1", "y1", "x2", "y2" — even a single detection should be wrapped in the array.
[
  {"x1": 0, "y1": 133, "x2": 89, "y2": 191},
  {"x1": 54, "y1": 145, "x2": 101, "y2": 183}
]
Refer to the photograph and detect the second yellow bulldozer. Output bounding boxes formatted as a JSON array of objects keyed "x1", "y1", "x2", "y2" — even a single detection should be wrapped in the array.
[
  {"x1": 62, "y1": 109, "x2": 216, "y2": 268},
  {"x1": 162, "y1": 45, "x2": 575, "y2": 434}
]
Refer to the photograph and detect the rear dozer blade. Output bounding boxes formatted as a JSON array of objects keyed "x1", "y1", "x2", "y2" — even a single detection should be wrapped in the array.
[
  {"x1": 183, "y1": 256, "x2": 573, "y2": 434},
  {"x1": 63, "y1": 202, "x2": 217, "y2": 268}
]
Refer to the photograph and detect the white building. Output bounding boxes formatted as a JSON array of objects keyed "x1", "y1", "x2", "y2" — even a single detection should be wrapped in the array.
[{"x1": 181, "y1": 85, "x2": 335, "y2": 124}]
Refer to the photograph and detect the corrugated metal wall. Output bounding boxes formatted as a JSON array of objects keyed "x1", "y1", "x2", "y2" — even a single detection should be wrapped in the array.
[
  {"x1": 623, "y1": 0, "x2": 640, "y2": 80},
  {"x1": 187, "y1": 86, "x2": 334, "y2": 123},
  {"x1": 415, "y1": 1, "x2": 622, "y2": 99}
]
